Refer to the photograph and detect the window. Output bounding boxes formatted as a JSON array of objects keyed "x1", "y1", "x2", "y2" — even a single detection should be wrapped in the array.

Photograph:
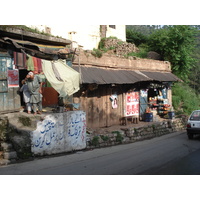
[
  {"x1": 0, "y1": 55, "x2": 10, "y2": 93},
  {"x1": 190, "y1": 111, "x2": 200, "y2": 121},
  {"x1": 109, "y1": 25, "x2": 116, "y2": 29}
]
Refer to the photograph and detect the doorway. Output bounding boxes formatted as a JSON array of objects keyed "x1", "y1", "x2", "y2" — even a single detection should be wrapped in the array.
[{"x1": 18, "y1": 69, "x2": 28, "y2": 106}]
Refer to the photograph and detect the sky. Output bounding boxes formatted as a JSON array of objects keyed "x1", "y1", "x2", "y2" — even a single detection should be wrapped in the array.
[{"x1": 1, "y1": 1, "x2": 199, "y2": 25}]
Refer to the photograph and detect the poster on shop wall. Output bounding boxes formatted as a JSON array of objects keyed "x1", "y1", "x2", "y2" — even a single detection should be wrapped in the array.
[
  {"x1": 110, "y1": 94, "x2": 118, "y2": 109},
  {"x1": 125, "y1": 90, "x2": 139, "y2": 116},
  {"x1": 8, "y1": 69, "x2": 19, "y2": 87}
]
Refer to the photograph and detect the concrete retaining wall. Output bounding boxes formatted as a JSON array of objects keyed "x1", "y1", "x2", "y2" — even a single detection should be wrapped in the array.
[{"x1": 31, "y1": 111, "x2": 86, "y2": 156}]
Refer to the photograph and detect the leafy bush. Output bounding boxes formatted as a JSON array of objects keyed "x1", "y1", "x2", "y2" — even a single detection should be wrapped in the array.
[
  {"x1": 115, "y1": 132, "x2": 124, "y2": 143},
  {"x1": 125, "y1": 48, "x2": 148, "y2": 58},
  {"x1": 126, "y1": 29, "x2": 148, "y2": 46},
  {"x1": 112, "y1": 131, "x2": 120, "y2": 134},
  {"x1": 91, "y1": 48, "x2": 103, "y2": 58},
  {"x1": 91, "y1": 136, "x2": 99, "y2": 146},
  {"x1": 98, "y1": 36, "x2": 119, "y2": 52},
  {"x1": 172, "y1": 82, "x2": 200, "y2": 115},
  {"x1": 100, "y1": 135, "x2": 109, "y2": 142},
  {"x1": 98, "y1": 37, "x2": 107, "y2": 49}
]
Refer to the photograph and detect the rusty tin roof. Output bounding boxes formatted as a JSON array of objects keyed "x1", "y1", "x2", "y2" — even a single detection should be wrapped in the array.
[{"x1": 73, "y1": 66, "x2": 180, "y2": 84}]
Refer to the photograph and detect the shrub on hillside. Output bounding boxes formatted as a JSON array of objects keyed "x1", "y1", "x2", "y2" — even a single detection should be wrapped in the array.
[{"x1": 172, "y1": 82, "x2": 200, "y2": 115}]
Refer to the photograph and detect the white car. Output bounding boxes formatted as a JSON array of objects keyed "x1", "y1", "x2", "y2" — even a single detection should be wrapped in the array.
[{"x1": 186, "y1": 110, "x2": 200, "y2": 139}]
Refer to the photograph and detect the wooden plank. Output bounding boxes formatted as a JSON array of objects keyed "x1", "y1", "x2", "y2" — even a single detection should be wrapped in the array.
[
  {"x1": 87, "y1": 94, "x2": 93, "y2": 128},
  {"x1": 105, "y1": 87, "x2": 111, "y2": 127},
  {"x1": 75, "y1": 85, "x2": 130, "y2": 128},
  {"x1": 98, "y1": 87, "x2": 104, "y2": 127},
  {"x1": 82, "y1": 95, "x2": 90, "y2": 128},
  {"x1": 84, "y1": 97, "x2": 89, "y2": 128},
  {"x1": 119, "y1": 91, "x2": 123, "y2": 118},
  {"x1": 103, "y1": 88, "x2": 108, "y2": 127},
  {"x1": 92, "y1": 91, "x2": 99, "y2": 128},
  {"x1": 109, "y1": 87, "x2": 122, "y2": 126},
  {"x1": 116, "y1": 90, "x2": 123, "y2": 125}
]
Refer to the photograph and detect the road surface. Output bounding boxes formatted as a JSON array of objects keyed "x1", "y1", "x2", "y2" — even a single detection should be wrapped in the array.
[{"x1": 0, "y1": 131, "x2": 200, "y2": 175}]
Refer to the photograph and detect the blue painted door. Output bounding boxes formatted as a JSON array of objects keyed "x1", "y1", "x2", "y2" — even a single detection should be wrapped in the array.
[{"x1": 139, "y1": 89, "x2": 148, "y2": 121}]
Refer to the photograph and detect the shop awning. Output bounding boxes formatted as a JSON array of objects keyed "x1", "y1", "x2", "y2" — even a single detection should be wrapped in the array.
[{"x1": 73, "y1": 66, "x2": 181, "y2": 84}]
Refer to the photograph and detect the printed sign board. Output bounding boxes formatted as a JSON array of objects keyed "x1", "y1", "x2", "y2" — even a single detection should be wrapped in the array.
[
  {"x1": 125, "y1": 91, "x2": 139, "y2": 116},
  {"x1": 8, "y1": 70, "x2": 19, "y2": 87}
]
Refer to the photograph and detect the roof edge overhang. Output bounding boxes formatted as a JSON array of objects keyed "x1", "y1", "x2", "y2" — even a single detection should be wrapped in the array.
[
  {"x1": 0, "y1": 26, "x2": 71, "y2": 46},
  {"x1": 73, "y1": 65, "x2": 181, "y2": 85},
  {"x1": 0, "y1": 37, "x2": 73, "y2": 60}
]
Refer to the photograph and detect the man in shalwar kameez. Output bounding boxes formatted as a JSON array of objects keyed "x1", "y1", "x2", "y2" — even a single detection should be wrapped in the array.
[{"x1": 25, "y1": 71, "x2": 43, "y2": 115}]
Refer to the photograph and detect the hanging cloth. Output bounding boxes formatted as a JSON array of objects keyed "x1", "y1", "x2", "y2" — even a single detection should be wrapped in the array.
[
  {"x1": 14, "y1": 52, "x2": 27, "y2": 69},
  {"x1": 33, "y1": 56, "x2": 39, "y2": 74},
  {"x1": 51, "y1": 62, "x2": 63, "y2": 81},
  {"x1": 37, "y1": 58, "x2": 42, "y2": 73},
  {"x1": 26, "y1": 55, "x2": 35, "y2": 71},
  {"x1": 42, "y1": 59, "x2": 80, "y2": 97}
]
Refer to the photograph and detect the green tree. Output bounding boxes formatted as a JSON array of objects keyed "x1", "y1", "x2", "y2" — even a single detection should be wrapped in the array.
[
  {"x1": 188, "y1": 29, "x2": 200, "y2": 92},
  {"x1": 126, "y1": 29, "x2": 148, "y2": 46},
  {"x1": 126, "y1": 25, "x2": 160, "y2": 36},
  {"x1": 148, "y1": 25, "x2": 197, "y2": 80}
]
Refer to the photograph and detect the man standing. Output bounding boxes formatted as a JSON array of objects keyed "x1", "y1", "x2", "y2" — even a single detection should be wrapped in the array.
[
  {"x1": 25, "y1": 71, "x2": 43, "y2": 115},
  {"x1": 20, "y1": 79, "x2": 32, "y2": 114}
]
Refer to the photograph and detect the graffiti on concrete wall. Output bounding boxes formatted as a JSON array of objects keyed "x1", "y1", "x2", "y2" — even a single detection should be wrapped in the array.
[
  {"x1": 32, "y1": 111, "x2": 86, "y2": 155},
  {"x1": 34, "y1": 115, "x2": 64, "y2": 149},
  {"x1": 66, "y1": 112, "x2": 86, "y2": 147}
]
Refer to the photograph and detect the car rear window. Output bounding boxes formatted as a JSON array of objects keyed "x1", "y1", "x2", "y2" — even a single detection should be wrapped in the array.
[{"x1": 190, "y1": 111, "x2": 200, "y2": 121}]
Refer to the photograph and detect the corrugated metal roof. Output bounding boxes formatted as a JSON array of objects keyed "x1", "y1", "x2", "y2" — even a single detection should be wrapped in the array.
[
  {"x1": 0, "y1": 37, "x2": 72, "y2": 60},
  {"x1": 0, "y1": 27, "x2": 71, "y2": 45},
  {"x1": 73, "y1": 66, "x2": 180, "y2": 84},
  {"x1": 141, "y1": 71, "x2": 180, "y2": 82}
]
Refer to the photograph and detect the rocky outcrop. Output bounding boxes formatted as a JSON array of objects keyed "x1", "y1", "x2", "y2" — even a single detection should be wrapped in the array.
[
  {"x1": 147, "y1": 51, "x2": 162, "y2": 60},
  {"x1": 102, "y1": 37, "x2": 139, "y2": 56},
  {"x1": 0, "y1": 116, "x2": 18, "y2": 165}
]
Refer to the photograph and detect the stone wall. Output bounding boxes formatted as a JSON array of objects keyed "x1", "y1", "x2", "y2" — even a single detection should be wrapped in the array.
[
  {"x1": 0, "y1": 117, "x2": 9, "y2": 141},
  {"x1": 86, "y1": 118, "x2": 186, "y2": 149}
]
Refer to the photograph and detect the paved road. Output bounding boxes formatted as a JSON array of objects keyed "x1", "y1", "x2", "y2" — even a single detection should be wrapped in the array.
[
  {"x1": 0, "y1": 131, "x2": 200, "y2": 175},
  {"x1": 140, "y1": 148, "x2": 200, "y2": 175}
]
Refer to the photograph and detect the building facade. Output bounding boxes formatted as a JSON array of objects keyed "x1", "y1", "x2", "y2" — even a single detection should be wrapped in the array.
[
  {"x1": 0, "y1": 25, "x2": 180, "y2": 129},
  {"x1": 0, "y1": 26, "x2": 75, "y2": 113},
  {"x1": 27, "y1": 25, "x2": 126, "y2": 50},
  {"x1": 71, "y1": 50, "x2": 180, "y2": 128}
]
